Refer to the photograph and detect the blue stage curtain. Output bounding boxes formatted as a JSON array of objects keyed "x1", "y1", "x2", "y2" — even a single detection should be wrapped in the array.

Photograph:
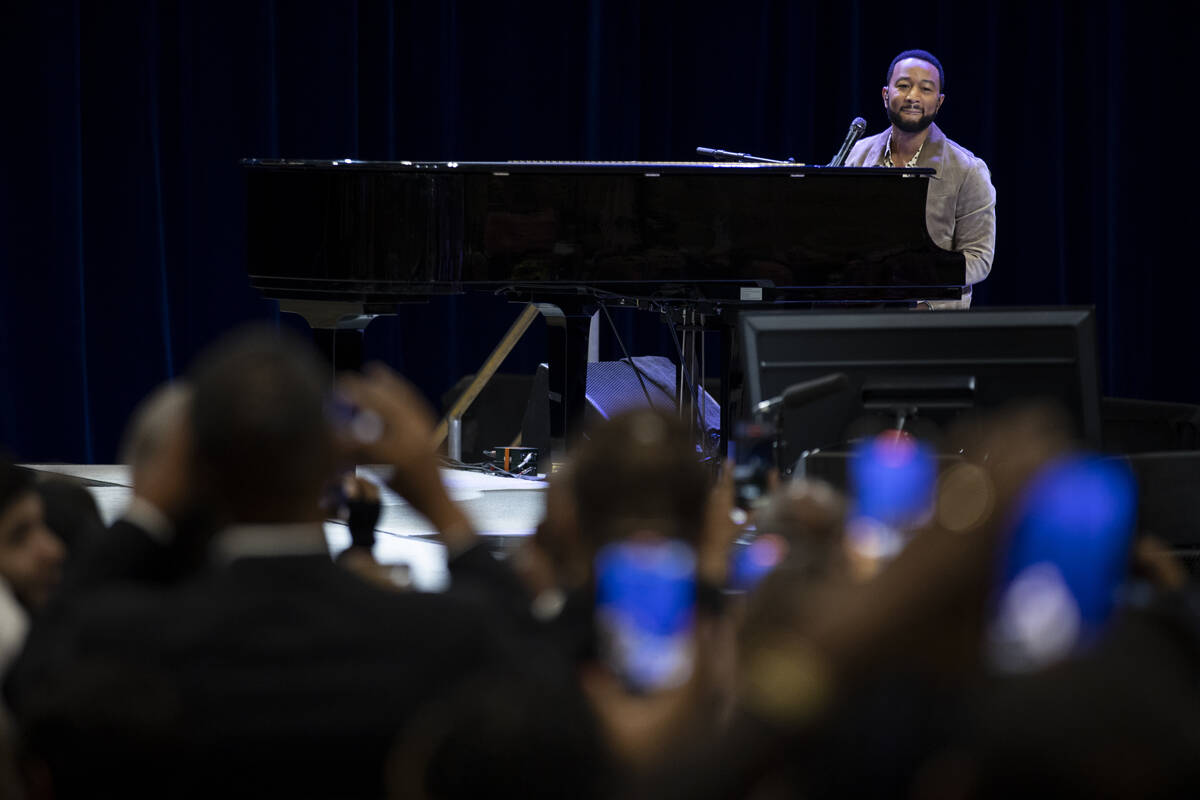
[{"x1": 0, "y1": 0, "x2": 1192, "y2": 462}]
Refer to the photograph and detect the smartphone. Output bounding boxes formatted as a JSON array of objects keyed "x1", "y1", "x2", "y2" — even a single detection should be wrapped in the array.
[
  {"x1": 988, "y1": 455, "x2": 1137, "y2": 671},
  {"x1": 326, "y1": 391, "x2": 383, "y2": 445},
  {"x1": 846, "y1": 432, "x2": 937, "y2": 562},
  {"x1": 728, "y1": 532, "x2": 789, "y2": 592},
  {"x1": 732, "y1": 420, "x2": 777, "y2": 511},
  {"x1": 594, "y1": 538, "x2": 696, "y2": 692}
]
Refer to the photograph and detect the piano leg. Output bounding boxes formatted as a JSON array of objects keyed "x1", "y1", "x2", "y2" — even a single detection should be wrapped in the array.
[
  {"x1": 278, "y1": 300, "x2": 377, "y2": 373},
  {"x1": 536, "y1": 301, "x2": 595, "y2": 447},
  {"x1": 312, "y1": 328, "x2": 365, "y2": 372}
]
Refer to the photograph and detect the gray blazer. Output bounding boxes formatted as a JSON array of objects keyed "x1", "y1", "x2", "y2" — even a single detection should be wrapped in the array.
[{"x1": 846, "y1": 123, "x2": 996, "y2": 308}]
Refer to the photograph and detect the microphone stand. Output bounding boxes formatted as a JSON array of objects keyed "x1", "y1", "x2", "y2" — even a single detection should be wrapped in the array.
[
  {"x1": 696, "y1": 146, "x2": 796, "y2": 164},
  {"x1": 753, "y1": 373, "x2": 851, "y2": 477}
]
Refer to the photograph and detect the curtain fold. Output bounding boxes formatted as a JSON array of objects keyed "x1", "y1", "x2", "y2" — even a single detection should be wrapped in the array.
[{"x1": 0, "y1": 0, "x2": 1190, "y2": 462}]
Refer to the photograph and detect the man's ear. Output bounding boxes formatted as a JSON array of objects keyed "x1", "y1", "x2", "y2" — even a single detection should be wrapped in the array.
[
  {"x1": 936, "y1": 94, "x2": 945, "y2": 113},
  {"x1": 881, "y1": 86, "x2": 890, "y2": 104}
]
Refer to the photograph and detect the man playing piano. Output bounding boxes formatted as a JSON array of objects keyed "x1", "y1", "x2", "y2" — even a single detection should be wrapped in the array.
[{"x1": 846, "y1": 49, "x2": 996, "y2": 309}]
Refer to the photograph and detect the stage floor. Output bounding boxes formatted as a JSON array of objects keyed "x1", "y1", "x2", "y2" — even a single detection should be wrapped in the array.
[{"x1": 23, "y1": 464, "x2": 548, "y2": 592}]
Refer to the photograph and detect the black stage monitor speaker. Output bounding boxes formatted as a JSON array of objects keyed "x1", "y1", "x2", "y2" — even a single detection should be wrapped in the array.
[
  {"x1": 445, "y1": 358, "x2": 722, "y2": 463},
  {"x1": 441, "y1": 365, "x2": 550, "y2": 465},
  {"x1": 739, "y1": 308, "x2": 1102, "y2": 461}
]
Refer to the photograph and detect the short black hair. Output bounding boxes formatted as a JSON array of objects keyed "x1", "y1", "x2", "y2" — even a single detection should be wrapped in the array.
[
  {"x1": 887, "y1": 49, "x2": 945, "y2": 93},
  {"x1": 570, "y1": 409, "x2": 711, "y2": 548},
  {"x1": 189, "y1": 324, "x2": 335, "y2": 523}
]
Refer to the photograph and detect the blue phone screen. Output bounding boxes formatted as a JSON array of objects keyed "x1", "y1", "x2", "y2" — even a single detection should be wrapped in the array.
[
  {"x1": 728, "y1": 533, "x2": 789, "y2": 592},
  {"x1": 850, "y1": 433, "x2": 937, "y2": 527},
  {"x1": 846, "y1": 433, "x2": 937, "y2": 562},
  {"x1": 990, "y1": 455, "x2": 1137, "y2": 669},
  {"x1": 595, "y1": 539, "x2": 696, "y2": 691}
]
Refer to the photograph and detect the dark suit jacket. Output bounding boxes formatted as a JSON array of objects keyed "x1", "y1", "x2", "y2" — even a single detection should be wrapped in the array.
[
  {"x1": 9, "y1": 548, "x2": 530, "y2": 799},
  {"x1": 63, "y1": 516, "x2": 206, "y2": 589}
]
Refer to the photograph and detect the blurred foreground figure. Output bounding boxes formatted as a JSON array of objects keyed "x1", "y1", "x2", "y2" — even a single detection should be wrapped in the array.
[
  {"x1": 5, "y1": 327, "x2": 527, "y2": 799},
  {"x1": 660, "y1": 406, "x2": 1200, "y2": 799},
  {"x1": 0, "y1": 462, "x2": 65, "y2": 675},
  {"x1": 503, "y1": 409, "x2": 745, "y2": 783},
  {"x1": 32, "y1": 478, "x2": 103, "y2": 571}
]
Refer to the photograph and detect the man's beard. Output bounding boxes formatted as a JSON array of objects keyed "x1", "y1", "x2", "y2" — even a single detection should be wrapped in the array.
[{"x1": 887, "y1": 105, "x2": 937, "y2": 133}]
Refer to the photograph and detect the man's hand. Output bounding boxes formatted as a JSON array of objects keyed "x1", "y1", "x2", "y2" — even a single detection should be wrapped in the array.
[
  {"x1": 337, "y1": 364, "x2": 476, "y2": 553},
  {"x1": 697, "y1": 467, "x2": 741, "y2": 587},
  {"x1": 341, "y1": 474, "x2": 382, "y2": 550},
  {"x1": 513, "y1": 471, "x2": 587, "y2": 598},
  {"x1": 1130, "y1": 535, "x2": 1188, "y2": 592},
  {"x1": 336, "y1": 363, "x2": 438, "y2": 470}
]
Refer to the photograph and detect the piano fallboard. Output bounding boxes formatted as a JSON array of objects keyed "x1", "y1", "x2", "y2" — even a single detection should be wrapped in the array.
[{"x1": 243, "y1": 160, "x2": 966, "y2": 305}]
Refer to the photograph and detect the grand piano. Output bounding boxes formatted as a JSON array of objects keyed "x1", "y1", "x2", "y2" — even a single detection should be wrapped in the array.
[{"x1": 243, "y1": 159, "x2": 965, "y2": 445}]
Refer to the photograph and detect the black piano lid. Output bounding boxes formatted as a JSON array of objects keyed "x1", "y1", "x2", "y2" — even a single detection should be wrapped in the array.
[{"x1": 242, "y1": 158, "x2": 963, "y2": 304}]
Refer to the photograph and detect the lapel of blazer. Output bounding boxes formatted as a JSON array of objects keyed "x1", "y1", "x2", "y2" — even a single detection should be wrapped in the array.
[
  {"x1": 917, "y1": 123, "x2": 948, "y2": 182},
  {"x1": 857, "y1": 129, "x2": 890, "y2": 166}
]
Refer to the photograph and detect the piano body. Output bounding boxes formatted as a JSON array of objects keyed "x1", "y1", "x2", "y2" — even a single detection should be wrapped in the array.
[{"x1": 243, "y1": 160, "x2": 965, "y2": 445}]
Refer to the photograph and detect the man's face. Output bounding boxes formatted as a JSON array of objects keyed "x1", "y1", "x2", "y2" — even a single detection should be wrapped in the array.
[
  {"x1": 883, "y1": 58, "x2": 944, "y2": 133},
  {"x1": 0, "y1": 491, "x2": 65, "y2": 610}
]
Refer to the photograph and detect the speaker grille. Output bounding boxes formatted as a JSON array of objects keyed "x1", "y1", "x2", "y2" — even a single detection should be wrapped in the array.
[{"x1": 584, "y1": 356, "x2": 720, "y2": 433}]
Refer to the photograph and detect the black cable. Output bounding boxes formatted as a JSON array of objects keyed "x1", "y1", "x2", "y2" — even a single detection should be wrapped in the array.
[
  {"x1": 436, "y1": 456, "x2": 546, "y2": 481},
  {"x1": 489, "y1": 287, "x2": 718, "y2": 447},
  {"x1": 599, "y1": 302, "x2": 657, "y2": 410}
]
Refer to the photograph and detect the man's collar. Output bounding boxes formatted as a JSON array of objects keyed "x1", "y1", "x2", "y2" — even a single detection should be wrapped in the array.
[
  {"x1": 213, "y1": 522, "x2": 330, "y2": 562},
  {"x1": 879, "y1": 122, "x2": 946, "y2": 176},
  {"x1": 885, "y1": 133, "x2": 925, "y2": 168}
]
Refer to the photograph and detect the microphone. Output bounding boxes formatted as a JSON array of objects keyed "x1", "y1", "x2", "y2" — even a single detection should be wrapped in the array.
[
  {"x1": 826, "y1": 117, "x2": 868, "y2": 167},
  {"x1": 754, "y1": 373, "x2": 850, "y2": 416}
]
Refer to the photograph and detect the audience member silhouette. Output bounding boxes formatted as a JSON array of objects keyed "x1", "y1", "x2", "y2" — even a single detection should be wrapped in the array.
[
  {"x1": 6, "y1": 327, "x2": 545, "y2": 798},
  {"x1": 2, "y1": 328, "x2": 1199, "y2": 800},
  {"x1": 0, "y1": 461, "x2": 65, "y2": 675}
]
